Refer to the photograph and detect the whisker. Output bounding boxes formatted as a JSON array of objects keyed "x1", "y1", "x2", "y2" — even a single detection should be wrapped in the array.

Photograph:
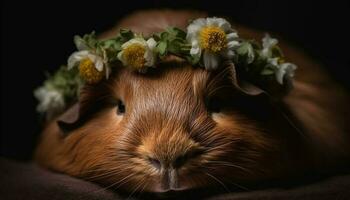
[
  {"x1": 73, "y1": 172, "x2": 135, "y2": 200},
  {"x1": 113, "y1": 173, "x2": 138, "y2": 191},
  {"x1": 205, "y1": 161, "x2": 253, "y2": 174},
  {"x1": 226, "y1": 180, "x2": 250, "y2": 191},
  {"x1": 84, "y1": 169, "x2": 126, "y2": 181},
  {"x1": 126, "y1": 178, "x2": 146, "y2": 200},
  {"x1": 202, "y1": 166, "x2": 250, "y2": 191},
  {"x1": 92, "y1": 172, "x2": 136, "y2": 194},
  {"x1": 204, "y1": 172, "x2": 230, "y2": 193}
]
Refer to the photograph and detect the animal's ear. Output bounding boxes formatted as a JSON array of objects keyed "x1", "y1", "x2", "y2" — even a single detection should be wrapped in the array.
[
  {"x1": 226, "y1": 61, "x2": 303, "y2": 139},
  {"x1": 226, "y1": 61, "x2": 265, "y2": 96},
  {"x1": 56, "y1": 83, "x2": 111, "y2": 135},
  {"x1": 226, "y1": 61, "x2": 292, "y2": 98},
  {"x1": 56, "y1": 103, "x2": 87, "y2": 135}
]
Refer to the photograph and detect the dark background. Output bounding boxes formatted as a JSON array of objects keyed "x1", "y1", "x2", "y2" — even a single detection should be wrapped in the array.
[{"x1": 1, "y1": 0, "x2": 349, "y2": 160}]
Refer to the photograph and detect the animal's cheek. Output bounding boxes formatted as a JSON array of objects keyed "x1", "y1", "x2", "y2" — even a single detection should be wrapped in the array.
[
  {"x1": 210, "y1": 112, "x2": 243, "y2": 135},
  {"x1": 57, "y1": 108, "x2": 128, "y2": 170},
  {"x1": 210, "y1": 111, "x2": 277, "y2": 154},
  {"x1": 211, "y1": 112, "x2": 234, "y2": 126}
]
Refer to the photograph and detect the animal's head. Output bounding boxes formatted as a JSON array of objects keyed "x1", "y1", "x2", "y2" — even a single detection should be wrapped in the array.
[{"x1": 35, "y1": 59, "x2": 303, "y2": 193}]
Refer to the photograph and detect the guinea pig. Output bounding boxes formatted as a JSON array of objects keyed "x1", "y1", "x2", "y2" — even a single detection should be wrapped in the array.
[{"x1": 34, "y1": 10, "x2": 350, "y2": 194}]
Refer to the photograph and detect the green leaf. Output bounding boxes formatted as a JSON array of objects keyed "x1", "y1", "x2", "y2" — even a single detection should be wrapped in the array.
[
  {"x1": 160, "y1": 32, "x2": 169, "y2": 40},
  {"x1": 236, "y1": 42, "x2": 255, "y2": 64},
  {"x1": 157, "y1": 41, "x2": 168, "y2": 56},
  {"x1": 73, "y1": 35, "x2": 89, "y2": 50},
  {"x1": 166, "y1": 27, "x2": 186, "y2": 39},
  {"x1": 74, "y1": 31, "x2": 98, "y2": 50},
  {"x1": 185, "y1": 54, "x2": 200, "y2": 65},
  {"x1": 168, "y1": 38, "x2": 185, "y2": 54},
  {"x1": 83, "y1": 31, "x2": 98, "y2": 49},
  {"x1": 261, "y1": 68, "x2": 275, "y2": 75},
  {"x1": 120, "y1": 29, "x2": 134, "y2": 40},
  {"x1": 100, "y1": 38, "x2": 122, "y2": 51},
  {"x1": 42, "y1": 65, "x2": 83, "y2": 102},
  {"x1": 152, "y1": 34, "x2": 161, "y2": 41}
]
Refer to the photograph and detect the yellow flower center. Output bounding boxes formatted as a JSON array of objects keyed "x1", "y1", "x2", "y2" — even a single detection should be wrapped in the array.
[
  {"x1": 122, "y1": 44, "x2": 146, "y2": 69},
  {"x1": 199, "y1": 26, "x2": 227, "y2": 53},
  {"x1": 78, "y1": 58, "x2": 104, "y2": 84}
]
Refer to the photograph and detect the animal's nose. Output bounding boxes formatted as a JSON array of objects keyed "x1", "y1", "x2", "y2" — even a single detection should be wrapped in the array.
[
  {"x1": 147, "y1": 148, "x2": 203, "y2": 170},
  {"x1": 146, "y1": 148, "x2": 203, "y2": 191}
]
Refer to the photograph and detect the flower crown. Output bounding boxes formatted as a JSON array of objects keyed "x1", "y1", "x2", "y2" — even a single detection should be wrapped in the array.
[{"x1": 34, "y1": 17, "x2": 297, "y2": 119}]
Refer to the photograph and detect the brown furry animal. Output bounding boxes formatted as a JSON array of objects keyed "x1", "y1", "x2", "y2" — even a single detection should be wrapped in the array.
[{"x1": 35, "y1": 10, "x2": 350, "y2": 193}]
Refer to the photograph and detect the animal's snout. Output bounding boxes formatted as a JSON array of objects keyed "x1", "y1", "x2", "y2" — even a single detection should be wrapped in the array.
[
  {"x1": 138, "y1": 130, "x2": 204, "y2": 191},
  {"x1": 146, "y1": 147, "x2": 203, "y2": 170},
  {"x1": 146, "y1": 147, "x2": 204, "y2": 191}
]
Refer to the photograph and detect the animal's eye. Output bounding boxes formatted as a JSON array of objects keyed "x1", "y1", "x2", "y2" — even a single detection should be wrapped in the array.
[
  {"x1": 116, "y1": 100, "x2": 126, "y2": 115},
  {"x1": 205, "y1": 97, "x2": 222, "y2": 113}
]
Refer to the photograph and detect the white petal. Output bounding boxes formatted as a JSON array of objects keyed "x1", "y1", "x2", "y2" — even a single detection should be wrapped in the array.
[
  {"x1": 276, "y1": 69, "x2": 285, "y2": 84},
  {"x1": 206, "y1": 17, "x2": 218, "y2": 26},
  {"x1": 67, "y1": 50, "x2": 89, "y2": 69},
  {"x1": 227, "y1": 40, "x2": 240, "y2": 49},
  {"x1": 261, "y1": 49, "x2": 269, "y2": 58},
  {"x1": 276, "y1": 63, "x2": 297, "y2": 84},
  {"x1": 191, "y1": 18, "x2": 206, "y2": 27},
  {"x1": 190, "y1": 40, "x2": 201, "y2": 56},
  {"x1": 186, "y1": 18, "x2": 206, "y2": 40},
  {"x1": 283, "y1": 63, "x2": 297, "y2": 77},
  {"x1": 95, "y1": 58, "x2": 104, "y2": 72},
  {"x1": 187, "y1": 24, "x2": 202, "y2": 34},
  {"x1": 262, "y1": 34, "x2": 278, "y2": 49},
  {"x1": 203, "y1": 51, "x2": 220, "y2": 70},
  {"x1": 226, "y1": 32, "x2": 238, "y2": 40},
  {"x1": 74, "y1": 36, "x2": 90, "y2": 51},
  {"x1": 144, "y1": 49, "x2": 156, "y2": 66},
  {"x1": 268, "y1": 58, "x2": 279, "y2": 66},
  {"x1": 87, "y1": 53, "x2": 103, "y2": 70},
  {"x1": 34, "y1": 87, "x2": 65, "y2": 114},
  {"x1": 222, "y1": 49, "x2": 235, "y2": 59},
  {"x1": 190, "y1": 46, "x2": 201, "y2": 57},
  {"x1": 117, "y1": 51, "x2": 126, "y2": 65},
  {"x1": 191, "y1": 40, "x2": 199, "y2": 47},
  {"x1": 122, "y1": 38, "x2": 146, "y2": 49},
  {"x1": 146, "y1": 38, "x2": 157, "y2": 50},
  {"x1": 186, "y1": 26, "x2": 202, "y2": 41},
  {"x1": 216, "y1": 18, "x2": 232, "y2": 32}
]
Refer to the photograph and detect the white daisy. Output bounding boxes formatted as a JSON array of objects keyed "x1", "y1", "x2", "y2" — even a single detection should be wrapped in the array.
[
  {"x1": 261, "y1": 34, "x2": 278, "y2": 58},
  {"x1": 67, "y1": 50, "x2": 104, "y2": 71},
  {"x1": 67, "y1": 50, "x2": 108, "y2": 83},
  {"x1": 276, "y1": 62, "x2": 297, "y2": 84},
  {"x1": 34, "y1": 86, "x2": 65, "y2": 119},
  {"x1": 186, "y1": 17, "x2": 240, "y2": 70},
  {"x1": 117, "y1": 37, "x2": 157, "y2": 71},
  {"x1": 267, "y1": 58, "x2": 297, "y2": 84}
]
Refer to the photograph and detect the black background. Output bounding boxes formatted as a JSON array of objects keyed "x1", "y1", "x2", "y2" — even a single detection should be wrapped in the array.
[{"x1": 1, "y1": 0, "x2": 349, "y2": 160}]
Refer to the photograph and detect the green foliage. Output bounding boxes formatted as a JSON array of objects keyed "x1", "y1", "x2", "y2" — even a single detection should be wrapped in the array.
[
  {"x1": 236, "y1": 41, "x2": 255, "y2": 64},
  {"x1": 154, "y1": 27, "x2": 189, "y2": 57},
  {"x1": 74, "y1": 31, "x2": 98, "y2": 50},
  {"x1": 35, "y1": 23, "x2": 296, "y2": 116},
  {"x1": 43, "y1": 66, "x2": 83, "y2": 102}
]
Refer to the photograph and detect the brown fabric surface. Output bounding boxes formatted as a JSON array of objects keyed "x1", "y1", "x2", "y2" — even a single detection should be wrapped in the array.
[{"x1": 1, "y1": 158, "x2": 349, "y2": 200}]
